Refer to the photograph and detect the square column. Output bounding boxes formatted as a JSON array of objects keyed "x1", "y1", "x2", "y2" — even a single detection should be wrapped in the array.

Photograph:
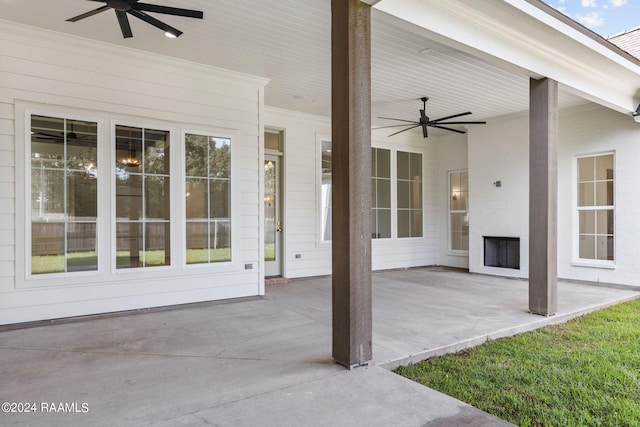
[
  {"x1": 331, "y1": 0, "x2": 372, "y2": 368},
  {"x1": 529, "y1": 77, "x2": 558, "y2": 316}
]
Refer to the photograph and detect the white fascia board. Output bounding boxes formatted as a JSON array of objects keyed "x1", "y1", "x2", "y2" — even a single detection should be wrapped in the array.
[{"x1": 374, "y1": 0, "x2": 640, "y2": 116}]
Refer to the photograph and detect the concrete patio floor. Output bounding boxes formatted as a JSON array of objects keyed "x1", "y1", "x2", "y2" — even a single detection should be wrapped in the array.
[{"x1": 1, "y1": 267, "x2": 638, "y2": 426}]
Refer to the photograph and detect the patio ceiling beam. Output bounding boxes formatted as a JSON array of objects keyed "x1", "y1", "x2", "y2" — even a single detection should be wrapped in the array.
[
  {"x1": 529, "y1": 77, "x2": 558, "y2": 316},
  {"x1": 331, "y1": 0, "x2": 373, "y2": 368}
]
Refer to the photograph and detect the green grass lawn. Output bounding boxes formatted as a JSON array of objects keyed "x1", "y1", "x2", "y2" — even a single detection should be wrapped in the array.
[
  {"x1": 33, "y1": 248, "x2": 232, "y2": 273},
  {"x1": 395, "y1": 299, "x2": 640, "y2": 427}
]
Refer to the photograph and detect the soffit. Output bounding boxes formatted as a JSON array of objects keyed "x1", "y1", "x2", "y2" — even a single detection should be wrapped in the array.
[{"x1": 1, "y1": 0, "x2": 587, "y2": 129}]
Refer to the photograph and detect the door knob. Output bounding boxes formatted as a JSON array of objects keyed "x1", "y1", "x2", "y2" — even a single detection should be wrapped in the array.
[{"x1": 276, "y1": 221, "x2": 282, "y2": 233}]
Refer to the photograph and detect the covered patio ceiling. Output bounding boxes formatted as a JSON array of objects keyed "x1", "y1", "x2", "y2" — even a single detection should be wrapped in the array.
[{"x1": 1, "y1": 0, "x2": 591, "y2": 135}]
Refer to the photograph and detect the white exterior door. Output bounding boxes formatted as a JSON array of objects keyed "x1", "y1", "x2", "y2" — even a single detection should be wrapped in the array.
[{"x1": 264, "y1": 155, "x2": 282, "y2": 277}]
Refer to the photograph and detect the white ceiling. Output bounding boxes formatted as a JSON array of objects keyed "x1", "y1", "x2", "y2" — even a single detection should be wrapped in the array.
[{"x1": 1, "y1": 0, "x2": 588, "y2": 131}]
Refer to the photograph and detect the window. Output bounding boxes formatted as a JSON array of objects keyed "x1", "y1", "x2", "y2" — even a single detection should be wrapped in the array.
[
  {"x1": 577, "y1": 154, "x2": 614, "y2": 261},
  {"x1": 115, "y1": 125, "x2": 171, "y2": 268},
  {"x1": 449, "y1": 170, "x2": 469, "y2": 251},
  {"x1": 320, "y1": 139, "x2": 332, "y2": 242},
  {"x1": 371, "y1": 148, "x2": 391, "y2": 239},
  {"x1": 397, "y1": 151, "x2": 422, "y2": 238},
  {"x1": 318, "y1": 143, "x2": 424, "y2": 241},
  {"x1": 185, "y1": 133, "x2": 231, "y2": 264},
  {"x1": 30, "y1": 115, "x2": 98, "y2": 275}
]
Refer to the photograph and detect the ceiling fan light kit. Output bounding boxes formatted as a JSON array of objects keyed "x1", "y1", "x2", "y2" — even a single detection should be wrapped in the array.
[
  {"x1": 375, "y1": 97, "x2": 486, "y2": 138},
  {"x1": 66, "y1": 0, "x2": 203, "y2": 39}
]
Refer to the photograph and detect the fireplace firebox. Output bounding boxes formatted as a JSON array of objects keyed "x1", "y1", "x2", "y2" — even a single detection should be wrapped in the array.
[{"x1": 483, "y1": 236, "x2": 520, "y2": 269}]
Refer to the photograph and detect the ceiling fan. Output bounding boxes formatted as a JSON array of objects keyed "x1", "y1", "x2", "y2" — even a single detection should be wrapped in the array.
[
  {"x1": 32, "y1": 130, "x2": 96, "y2": 147},
  {"x1": 375, "y1": 97, "x2": 486, "y2": 138},
  {"x1": 66, "y1": 0, "x2": 204, "y2": 39}
]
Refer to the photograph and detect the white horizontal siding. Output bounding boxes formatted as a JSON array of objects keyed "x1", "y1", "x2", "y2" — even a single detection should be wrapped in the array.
[
  {"x1": 0, "y1": 22, "x2": 265, "y2": 324},
  {"x1": 265, "y1": 107, "x2": 440, "y2": 280}
]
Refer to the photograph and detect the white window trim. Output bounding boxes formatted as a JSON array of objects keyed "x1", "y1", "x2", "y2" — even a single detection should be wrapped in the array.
[
  {"x1": 17, "y1": 105, "x2": 105, "y2": 288},
  {"x1": 572, "y1": 151, "x2": 616, "y2": 268},
  {"x1": 395, "y1": 147, "x2": 426, "y2": 240},
  {"x1": 447, "y1": 169, "x2": 469, "y2": 255},
  {"x1": 316, "y1": 139, "x2": 428, "y2": 244},
  {"x1": 372, "y1": 146, "x2": 393, "y2": 240},
  {"x1": 316, "y1": 133, "x2": 332, "y2": 247},
  {"x1": 181, "y1": 129, "x2": 237, "y2": 270},
  {"x1": 111, "y1": 119, "x2": 175, "y2": 275},
  {"x1": 16, "y1": 102, "x2": 242, "y2": 290}
]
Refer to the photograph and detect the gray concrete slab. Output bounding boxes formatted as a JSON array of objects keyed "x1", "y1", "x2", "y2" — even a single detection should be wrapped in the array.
[{"x1": 1, "y1": 268, "x2": 637, "y2": 426}]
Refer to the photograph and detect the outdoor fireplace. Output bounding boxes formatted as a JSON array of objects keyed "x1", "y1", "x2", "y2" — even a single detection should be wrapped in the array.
[{"x1": 484, "y1": 236, "x2": 520, "y2": 269}]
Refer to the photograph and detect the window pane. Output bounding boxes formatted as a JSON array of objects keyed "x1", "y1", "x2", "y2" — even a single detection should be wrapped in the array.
[
  {"x1": 31, "y1": 115, "x2": 64, "y2": 169},
  {"x1": 397, "y1": 181, "x2": 410, "y2": 209},
  {"x1": 186, "y1": 179, "x2": 208, "y2": 219},
  {"x1": 265, "y1": 132, "x2": 281, "y2": 151},
  {"x1": 578, "y1": 157, "x2": 594, "y2": 182},
  {"x1": 143, "y1": 223, "x2": 170, "y2": 267},
  {"x1": 66, "y1": 142, "x2": 97, "y2": 174},
  {"x1": 67, "y1": 171, "x2": 97, "y2": 220},
  {"x1": 31, "y1": 222, "x2": 65, "y2": 274},
  {"x1": 450, "y1": 172, "x2": 460, "y2": 210},
  {"x1": 595, "y1": 181, "x2": 613, "y2": 206},
  {"x1": 597, "y1": 236, "x2": 614, "y2": 261},
  {"x1": 210, "y1": 138, "x2": 231, "y2": 178},
  {"x1": 31, "y1": 169, "x2": 65, "y2": 220},
  {"x1": 449, "y1": 170, "x2": 469, "y2": 250},
  {"x1": 398, "y1": 210, "x2": 410, "y2": 238},
  {"x1": 186, "y1": 222, "x2": 209, "y2": 264},
  {"x1": 410, "y1": 180, "x2": 422, "y2": 210},
  {"x1": 116, "y1": 222, "x2": 143, "y2": 268},
  {"x1": 460, "y1": 172, "x2": 468, "y2": 192},
  {"x1": 579, "y1": 234, "x2": 595, "y2": 259},
  {"x1": 67, "y1": 222, "x2": 97, "y2": 272},
  {"x1": 185, "y1": 133, "x2": 232, "y2": 263},
  {"x1": 579, "y1": 210, "x2": 595, "y2": 234},
  {"x1": 116, "y1": 126, "x2": 143, "y2": 168},
  {"x1": 397, "y1": 151, "x2": 409, "y2": 180},
  {"x1": 595, "y1": 154, "x2": 613, "y2": 181},
  {"x1": 31, "y1": 115, "x2": 99, "y2": 275},
  {"x1": 411, "y1": 210, "x2": 423, "y2": 237},
  {"x1": 377, "y1": 149, "x2": 391, "y2": 178},
  {"x1": 66, "y1": 120, "x2": 97, "y2": 167},
  {"x1": 210, "y1": 219, "x2": 231, "y2": 262},
  {"x1": 577, "y1": 183, "x2": 594, "y2": 207},
  {"x1": 210, "y1": 180, "x2": 230, "y2": 219},
  {"x1": 116, "y1": 174, "x2": 143, "y2": 220},
  {"x1": 410, "y1": 153, "x2": 422, "y2": 179},
  {"x1": 596, "y1": 210, "x2": 614, "y2": 235},
  {"x1": 377, "y1": 179, "x2": 391, "y2": 209},
  {"x1": 145, "y1": 176, "x2": 170, "y2": 220},
  {"x1": 185, "y1": 134, "x2": 208, "y2": 177},
  {"x1": 377, "y1": 209, "x2": 391, "y2": 238},
  {"x1": 144, "y1": 129, "x2": 169, "y2": 174},
  {"x1": 451, "y1": 212, "x2": 469, "y2": 250},
  {"x1": 458, "y1": 191, "x2": 468, "y2": 211}
]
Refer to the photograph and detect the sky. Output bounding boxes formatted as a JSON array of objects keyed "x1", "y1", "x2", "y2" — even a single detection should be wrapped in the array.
[{"x1": 544, "y1": 0, "x2": 640, "y2": 37}]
